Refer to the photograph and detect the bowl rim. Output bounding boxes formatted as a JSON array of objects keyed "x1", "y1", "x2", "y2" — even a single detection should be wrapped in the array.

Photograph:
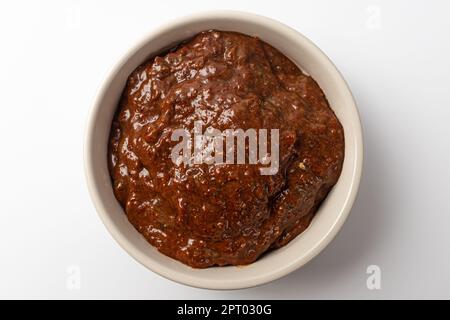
[{"x1": 84, "y1": 10, "x2": 363, "y2": 290}]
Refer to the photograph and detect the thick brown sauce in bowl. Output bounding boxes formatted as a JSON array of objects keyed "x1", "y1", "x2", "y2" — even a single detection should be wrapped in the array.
[{"x1": 108, "y1": 30, "x2": 344, "y2": 268}]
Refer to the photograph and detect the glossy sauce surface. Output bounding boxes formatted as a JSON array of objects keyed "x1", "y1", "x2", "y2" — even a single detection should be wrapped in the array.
[{"x1": 108, "y1": 30, "x2": 344, "y2": 268}]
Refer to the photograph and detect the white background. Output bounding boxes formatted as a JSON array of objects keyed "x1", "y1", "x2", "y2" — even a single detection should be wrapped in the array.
[{"x1": 1, "y1": 0, "x2": 449, "y2": 299}]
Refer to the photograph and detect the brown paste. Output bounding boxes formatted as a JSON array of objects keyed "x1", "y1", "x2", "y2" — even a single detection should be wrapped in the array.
[{"x1": 108, "y1": 30, "x2": 344, "y2": 268}]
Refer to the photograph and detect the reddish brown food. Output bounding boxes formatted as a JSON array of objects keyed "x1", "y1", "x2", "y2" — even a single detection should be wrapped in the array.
[{"x1": 108, "y1": 30, "x2": 344, "y2": 268}]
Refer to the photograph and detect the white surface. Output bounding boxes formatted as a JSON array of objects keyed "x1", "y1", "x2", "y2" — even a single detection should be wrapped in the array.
[{"x1": 0, "y1": 0, "x2": 449, "y2": 299}]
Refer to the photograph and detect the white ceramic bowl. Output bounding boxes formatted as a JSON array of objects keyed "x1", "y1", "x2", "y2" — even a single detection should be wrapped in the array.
[{"x1": 84, "y1": 10, "x2": 363, "y2": 290}]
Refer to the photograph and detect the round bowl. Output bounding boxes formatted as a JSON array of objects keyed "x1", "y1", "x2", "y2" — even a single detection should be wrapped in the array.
[{"x1": 84, "y1": 10, "x2": 363, "y2": 290}]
